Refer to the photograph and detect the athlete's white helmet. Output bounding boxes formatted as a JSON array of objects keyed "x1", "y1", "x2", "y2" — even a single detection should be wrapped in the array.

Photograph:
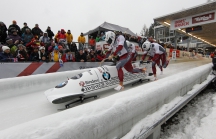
[
  {"x1": 142, "y1": 41, "x2": 151, "y2": 51},
  {"x1": 105, "y1": 31, "x2": 116, "y2": 45}
]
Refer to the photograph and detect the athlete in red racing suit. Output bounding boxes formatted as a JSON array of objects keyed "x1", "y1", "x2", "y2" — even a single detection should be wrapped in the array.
[
  {"x1": 142, "y1": 38, "x2": 170, "y2": 80},
  {"x1": 105, "y1": 31, "x2": 145, "y2": 90}
]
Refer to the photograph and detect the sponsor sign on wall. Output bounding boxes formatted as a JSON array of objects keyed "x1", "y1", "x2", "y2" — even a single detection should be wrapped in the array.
[
  {"x1": 170, "y1": 10, "x2": 216, "y2": 30},
  {"x1": 0, "y1": 62, "x2": 113, "y2": 79}
]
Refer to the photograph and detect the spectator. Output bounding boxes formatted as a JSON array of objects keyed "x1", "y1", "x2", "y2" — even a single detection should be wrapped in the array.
[
  {"x1": 54, "y1": 30, "x2": 60, "y2": 43},
  {"x1": 8, "y1": 20, "x2": 21, "y2": 36},
  {"x1": 30, "y1": 47, "x2": 39, "y2": 61},
  {"x1": 58, "y1": 45, "x2": 64, "y2": 55},
  {"x1": 5, "y1": 38, "x2": 18, "y2": 55},
  {"x1": 76, "y1": 49, "x2": 87, "y2": 62},
  {"x1": 32, "y1": 24, "x2": 43, "y2": 37},
  {"x1": 21, "y1": 22, "x2": 31, "y2": 34},
  {"x1": 66, "y1": 30, "x2": 73, "y2": 46},
  {"x1": 70, "y1": 42, "x2": 78, "y2": 56},
  {"x1": 89, "y1": 36, "x2": 96, "y2": 50},
  {"x1": 26, "y1": 35, "x2": 43, "y2": 56},
  {"x1": 95, "y1": 34, "x2": 100, "y2": 42},
  {"x1": 46, "y1": 26, "x2": 54, "y2": 40},
  {"x1": 8, "y1": 29, "x2": 22, "y2": 43},
  {"x1": 100, "y1": 32, "x2": 105, "y2": 41},
  {"x1": 39, "y1": 32, "x2": 50, "y2": 44},
  {"x1": 123, "y1": 32, "x2": 129, "y2": 40},
  {"x1": 49, "y1": 46, "x2": 62, "y2": 62},
  {"x1": 84, "y1": 48, "x2": 89, "y2": 56},
  {"x1": 78, "y1": 32, "x2": 85, "y2": 45},
  {"x1": 22, "y1": 28, "x2": 33, "y2": 46},
  {"x1": 96, "y1": 50, "x2": 105, "y2": 62},
  {"x1": 62, "y1": 49, "x2": 75, "y2": 62},
  {"x1": 47, "y1": 42, "x2": 55, "y2": 54},
  {"x1": 87, "y1": 49, "x2": 96, "y2": 62},
  {"x1": 15, "y1": 44, "x2": 28, "y2": 61},
  {"x1": 57, "y1": 29, "x2": 66, "y2": 43},
  {"x1": 0, "y1": 21, "x2": 7, "y2": 43},
  {"x1": 0, "y1": 46, "x2": 14, "y2": 62},
  {"x1": 38, "y1": 46, "x2": 48, "y2": 62}
]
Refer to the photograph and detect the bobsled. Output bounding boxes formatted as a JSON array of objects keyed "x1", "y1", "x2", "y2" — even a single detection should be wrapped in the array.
[{"x1": 44, "y1": 61, "x2": 153, "y2": 105}]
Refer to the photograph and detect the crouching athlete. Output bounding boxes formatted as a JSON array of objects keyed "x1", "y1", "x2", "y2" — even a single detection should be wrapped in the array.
[
  {"x1": 142, "y1": 39, "x2": 170, "y2": 81},
  {"x1": 105, "y1": 31, "x2": 146, "y2": 91}
]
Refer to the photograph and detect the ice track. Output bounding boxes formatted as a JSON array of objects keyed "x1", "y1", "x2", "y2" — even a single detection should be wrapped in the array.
[{"x1": 0, "y1": 58, "x2": 211, "y2": 131}]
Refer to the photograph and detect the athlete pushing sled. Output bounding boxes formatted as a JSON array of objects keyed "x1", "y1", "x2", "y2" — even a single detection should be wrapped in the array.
[
  {"x1": 142, "y1": 37, "x2": 170, "y2": 81},
  {"x1": 105, "y1": 31, "x2": 146, "y2": 91}
]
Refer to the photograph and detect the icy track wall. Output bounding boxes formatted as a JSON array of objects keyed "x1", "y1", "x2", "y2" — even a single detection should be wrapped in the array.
[
  {"x1": 0, "y1": 64, "x2": 212, "y2": 139},
  {"x1": 0, "y1": 69, "x2": 90, "y2": 100}
]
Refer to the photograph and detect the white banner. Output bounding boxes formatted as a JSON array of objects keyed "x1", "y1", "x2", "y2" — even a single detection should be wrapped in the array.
[
  {"x1": 170, "y1": 10, "x2": 216, "y2": 30},
  {"x1": 172, "y1": 51, "x2": 176, "y2": 60}
]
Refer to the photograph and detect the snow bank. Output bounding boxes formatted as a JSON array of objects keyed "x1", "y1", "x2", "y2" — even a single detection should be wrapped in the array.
[
  {"x1": 0, "y1": 64, "x2": 212, "y2": 139},
  {"x1": 0, "y1": 69, "x2": 90, "y2": 100}
]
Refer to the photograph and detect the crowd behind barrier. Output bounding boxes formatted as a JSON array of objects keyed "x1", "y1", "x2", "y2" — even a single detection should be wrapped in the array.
[{"x1": 0, "y1": 21, "x2": 145, "y2": 64}]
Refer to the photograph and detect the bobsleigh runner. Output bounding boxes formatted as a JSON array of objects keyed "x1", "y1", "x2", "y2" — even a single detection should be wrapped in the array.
[{"x1": 44, "y1": 61, "x2": 153, "y2": 108}]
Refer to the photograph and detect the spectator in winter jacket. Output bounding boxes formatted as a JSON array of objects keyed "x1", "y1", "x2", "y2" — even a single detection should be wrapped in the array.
[
  {"x1": 21, "y1": 28, "x2": 33, "y2": 46},
  {"x1": 49, "y1": 46, "x2": 62, "y2": 62},
  {"x1": 84, "y1": 48, "x2": 89, "y2": 56},
  {"x1": 47, "y1": 42, "x2": 55, "y2": 54},
  {"x1": 96, "y1": 50, "x2": 105, "y2": 62},
  {"x1": 57, "y1": 29, "x2": 66, "y2": 43},
  {"x1": 32, "y1": 24, "x2": 43, "y2": 37},
  {"x1": 70, "y1": 42, "x2": 78, "y2": 56},
  {"x1": 38, "y1": 46, "x2": 48, "y2": 62},
  {"x1": 0, "y1": 46, "x2": 14, "y2": 62},
  {"x1": 21, "y1": 22, "x2": 31, "y2": 34},
  {"x1": 30, "y1": 47, "x2": 39, "y2": 61},
  {"x1": 0, "y1": 22, "x2": 7, "y2": 43},
  {"x1": 87, "y1": 49, "x2": 96, "y2": 62},
  {"x1": 62, "y1": 49, "x2": 75, "y2": 62},
  {"x1": 89, "y1": 36, "x2": 96, "y2": 50},
  {"x1": 76, "y1": 49, "x2": 87, "y2": 62},
  {"x1": 39, "y1": 32, "x2": 50, "y2": 44},
  {"x1": 100, "y1": 32, "x2": 105, "y2": 41},
  {"x1": 8, "y1": 20, "x2": 22, "y2": 36},
  {"x1": 78, "y1": 32, "x2": 85, "y2": 45},
  {"x1": 46, "y1": 26, "x2": 54, "y2": 40},
  {"x1": 95, "y1": 34, "x2": 100, "y2": 42},
  {"x1": 15, "y1": 44, "x2": 28, "y2": 61},
  {"x1": 8, "y1": 29, "x2": 22, "y2": 43},
  {"x1": 26, "y1": 36, "x2": 43, "y2": 56},
  {"x1": 66, "y1": 30, "x2": 73, "y2": 46},
  {"x1": 58, "y1": 45, "x2": 64, "y2": 55},
  {"x1": 54, "y1": 31, "x2": 60, "y2": 43},
  {"x1": 5, "y1": 38, "x2": 18, "y2": 56}
]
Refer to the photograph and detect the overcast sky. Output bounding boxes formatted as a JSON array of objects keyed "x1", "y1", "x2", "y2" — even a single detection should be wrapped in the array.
[{"x1": 1, "y1": 0, "x2": 206, "y2": 40}]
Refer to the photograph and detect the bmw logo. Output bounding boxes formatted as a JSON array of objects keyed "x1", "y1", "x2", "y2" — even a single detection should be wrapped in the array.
[{"x1": 102, "y1": 72, "x2": 111, "y2": 80}]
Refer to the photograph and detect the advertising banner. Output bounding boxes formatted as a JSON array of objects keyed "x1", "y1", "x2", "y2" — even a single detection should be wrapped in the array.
[
  {"x1": 0, "y1": 62, "x2": 113, "y2": 79},
  {"x1": 170, "y1": 10, "x2": 216, "y2": 30}
]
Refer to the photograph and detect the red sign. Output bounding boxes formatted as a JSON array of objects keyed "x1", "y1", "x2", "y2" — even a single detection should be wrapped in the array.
[
  {"x1": 174, "y1": 19, "x2": 189, "y2": 28},
  {"x1": 192, "y1": 12, "x2": 215, "y2": 24},
  {"x1": 169, "y1": 49, "x2": 180, "y2": 58}
]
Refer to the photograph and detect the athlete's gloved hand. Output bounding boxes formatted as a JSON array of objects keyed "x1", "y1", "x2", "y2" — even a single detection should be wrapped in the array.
[{"x1": 108, "y1": 55, "x2": 114, "y2": 60}]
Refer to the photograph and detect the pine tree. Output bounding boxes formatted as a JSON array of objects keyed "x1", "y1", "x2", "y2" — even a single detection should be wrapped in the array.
[{"x1": 140, "y1": 24, "x2": 148, "y2": 37}]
